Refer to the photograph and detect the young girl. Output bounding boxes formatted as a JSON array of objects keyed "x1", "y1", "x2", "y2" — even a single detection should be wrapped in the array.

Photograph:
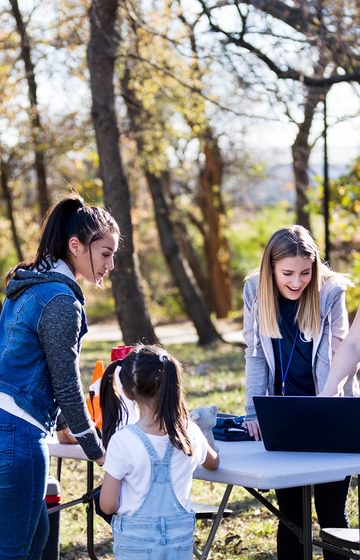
[
  {"x1": 100, "y1": 344, "x2": 219, "y2": 560},
  {"x1": 0, "y1": 194, "x2": 119, "y2": 559},
  {"x1": 242, "y1": 225, "x2": 358, "y2": 560}
]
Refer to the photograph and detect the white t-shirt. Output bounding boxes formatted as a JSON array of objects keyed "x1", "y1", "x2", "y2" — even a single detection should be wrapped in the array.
[
  {"x1": 119, "y1": 392, "x2": 139, "y2": 426},
  {"x1": 104, "y1": 420, "x2": 208, "y2": 515}
]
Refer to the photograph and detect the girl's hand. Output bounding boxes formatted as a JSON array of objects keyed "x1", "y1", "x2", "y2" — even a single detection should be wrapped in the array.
[
  {"x1": 203, "y1": 443, "x2": 219, "y2": 470},
  {"x1": 57, "y1": 427, "x2": 77, "y2": 444},
  {"x1": 95, "y1": 454, "x2": 105, "y2": 466},
  {"x1": 243, "y1": 420, "x2": 262, "y2": 441}
]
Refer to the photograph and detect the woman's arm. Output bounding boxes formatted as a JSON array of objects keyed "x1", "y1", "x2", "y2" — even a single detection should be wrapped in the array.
[
  {"x1": 242, "y1": 278, "x2": 269, "y2": 439},
  {"x1": 326, "y1": 288, "x2": 349, "y2": 355},
  {"x1": 100, "y1": 473, "x2": 122, "y2": 514},
  {"x1": 39, "y1": 295, "x2": 104, "y2": 461},
  {"x1": 321, "y1": 307, "x2": 360, "y2": 395}
]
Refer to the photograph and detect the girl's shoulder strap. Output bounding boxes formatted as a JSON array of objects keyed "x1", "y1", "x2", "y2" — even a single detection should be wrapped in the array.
[{"x1": 126, "y1": 424, "x2": 173, "y2": 462}]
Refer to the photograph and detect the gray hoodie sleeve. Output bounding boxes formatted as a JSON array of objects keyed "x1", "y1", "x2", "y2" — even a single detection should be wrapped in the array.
[
  {"x1": 315, "y1": 280, "x2": 357, "y2": 395},
  {"x1": 243, "y1": 276, "x2": 272, "y2": 420},
  {"x1": 39, "y1": 294, "x2": 104, "y2": 461}
]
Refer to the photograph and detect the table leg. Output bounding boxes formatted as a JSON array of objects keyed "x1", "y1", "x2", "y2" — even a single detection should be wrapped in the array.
[
  {"x1": 86, "y1": 461, "x2": 98, "y2": 560},
  {"x1": 56, "y1": 457, "x2": 62, "y2": 482},
  {"x1": 358, "y1": 475, "x2": 360, "y2": 545},
  {"x1": 245, "y1": 487, "x2": 302, "y2": 540},
  {"x1": 302, "y1": 485, "x2": 312, "y2": 560},
  {"x1": 194, "y1": 484, "x2": 233, "y2": 560},
  {"x1": 245, "y1": 486, "x2": 313, "y2": 558}
]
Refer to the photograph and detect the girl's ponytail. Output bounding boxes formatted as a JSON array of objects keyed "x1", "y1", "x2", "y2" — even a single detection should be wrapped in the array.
[
  {"x1": 157, "y1": 357, "x2": 192, "y2": 456},
  {"x1": 100, "y1": 361, "x2": 129, "y2": 449}
]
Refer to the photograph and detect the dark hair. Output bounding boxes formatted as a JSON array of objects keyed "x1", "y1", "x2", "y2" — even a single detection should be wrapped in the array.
[
  {"x1": 100, "y1": 361, "x2": 128, "y2": 449},
  {"x1": 6, "y1": 194, "x2": 119, "y2": 282},
  {"x1": 100, "y1": 344, "x2": 192, "y2": 455}
]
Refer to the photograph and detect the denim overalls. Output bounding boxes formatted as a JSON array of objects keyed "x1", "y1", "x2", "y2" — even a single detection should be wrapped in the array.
[{"x1": 112, "y1": 425, "x2": 195, "y2": 560}]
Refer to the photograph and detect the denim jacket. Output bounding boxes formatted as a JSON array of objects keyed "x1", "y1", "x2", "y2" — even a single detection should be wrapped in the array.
[{"x1": 0, "y1": 269, "x2": 87, "y2": 431}]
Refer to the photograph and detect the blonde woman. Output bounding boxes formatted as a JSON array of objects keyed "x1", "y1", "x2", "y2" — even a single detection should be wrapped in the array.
[{"x1": 242, "y1": 225, "x2": 357, "y2": 560}]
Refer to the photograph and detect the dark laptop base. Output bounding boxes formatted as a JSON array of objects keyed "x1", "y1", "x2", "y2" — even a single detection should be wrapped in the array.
[{"x1": 254, "y1": 396, "x2": 360, "y2": 453}]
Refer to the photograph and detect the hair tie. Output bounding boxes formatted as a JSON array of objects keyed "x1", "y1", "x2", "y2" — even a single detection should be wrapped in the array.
[
  {"x1": 114, "y1": 364, "x2": 122, "y2": 380},
  {"x1": 158, "y1": 351, "x2": 167, "y2": 363}
]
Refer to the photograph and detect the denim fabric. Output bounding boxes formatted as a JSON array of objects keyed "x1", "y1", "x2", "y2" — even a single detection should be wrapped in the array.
[
  {"x1": 112, "y1": 425, "x2": 195, "y2": 560},
  {"x1": 0, "y1": 409, "x2": 49, "y2": 560},
  {"x1": 0, "y1": 270, "x2": 87, "y2": 430}
]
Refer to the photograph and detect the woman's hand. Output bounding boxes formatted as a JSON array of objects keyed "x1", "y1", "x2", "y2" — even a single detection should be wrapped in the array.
[
  {"x1": 57, "y1": 427, "x2": 77, "y2": 444},
  {"x1": 243, "y1": 419, "x2": 262, "y2": 441}
]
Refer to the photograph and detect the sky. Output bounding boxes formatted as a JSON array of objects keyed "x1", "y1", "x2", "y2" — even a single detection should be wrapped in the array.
[
  {"x1": 8, "y1": 0, "x2": 359, "y2": 177},
  {"x1": 185, "y1": 0, "x2": 360, "y2": 169},
  {"x1": 243, "y1": 82, "x2": 360, "y2": 169}
]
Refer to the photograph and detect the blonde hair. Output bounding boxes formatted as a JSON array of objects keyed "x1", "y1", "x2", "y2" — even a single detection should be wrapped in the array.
[{"x1": 258, "y1": 225, "x2": 325, "y2": 339}]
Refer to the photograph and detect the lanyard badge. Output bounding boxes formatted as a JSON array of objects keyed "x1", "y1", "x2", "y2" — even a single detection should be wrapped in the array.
[{"x1": 278, "y1": 329, "x2": 299, "y2": 396}]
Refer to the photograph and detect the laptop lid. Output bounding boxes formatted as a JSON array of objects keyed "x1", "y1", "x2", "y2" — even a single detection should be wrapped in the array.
[{"x1": 253, "y1": 395, "x2": 360, "y2": 453}]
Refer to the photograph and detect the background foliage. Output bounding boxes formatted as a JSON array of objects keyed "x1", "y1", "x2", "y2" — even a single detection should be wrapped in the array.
[{"x1": 1, "y1": 0, "x2": 359, "y2": 327}]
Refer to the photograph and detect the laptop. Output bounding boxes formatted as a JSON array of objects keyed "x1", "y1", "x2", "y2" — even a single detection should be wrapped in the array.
[{"x1": 253, "y1": 395, "x2": 360, "y2": 453}]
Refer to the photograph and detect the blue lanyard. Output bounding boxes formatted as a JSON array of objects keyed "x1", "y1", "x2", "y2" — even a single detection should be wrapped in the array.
[{"x1": 278, "y1": 329, "x2": 299, "y2": 396}]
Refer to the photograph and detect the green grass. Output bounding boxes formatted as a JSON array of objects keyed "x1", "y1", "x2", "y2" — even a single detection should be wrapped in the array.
[{"x1": 52, "y1": 339, "x2": 358, "y2": 559}]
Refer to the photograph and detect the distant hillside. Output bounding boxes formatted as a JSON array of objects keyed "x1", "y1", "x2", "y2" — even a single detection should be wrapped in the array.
[{"x1": 230, "y1": 145, "x2": 358, "y2": 206}]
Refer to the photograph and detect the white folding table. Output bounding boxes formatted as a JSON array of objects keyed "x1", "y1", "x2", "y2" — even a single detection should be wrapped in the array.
[
  {"x1": 193, "y1": 440, "x2": 360, "y2": 559},
  {"x1": 47, "y1": 438, "x2": 360, "y2": 560}
]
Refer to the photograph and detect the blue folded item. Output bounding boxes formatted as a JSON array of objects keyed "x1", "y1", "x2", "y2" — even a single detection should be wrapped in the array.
[{"x1": 212, "y1": 413, "x2": 255, "y2": 442}]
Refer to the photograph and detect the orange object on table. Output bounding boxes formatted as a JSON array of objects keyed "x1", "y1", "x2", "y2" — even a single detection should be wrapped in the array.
[{"x1": 86, "y1": 360, "x2": 105, "y2": 430}]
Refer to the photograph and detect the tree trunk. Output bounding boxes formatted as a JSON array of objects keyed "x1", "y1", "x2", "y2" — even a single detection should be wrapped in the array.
[
  {"x1": 87, "y1": 0, "x2": 158, "y2": 345},
  {"x1": 121, "y1": 70, "x2": 220, "y2": 345},
  {"x1": 0, "y1": 156, "x2": 23, "y2": 261},
  {"x1": 146, "y1": 171, "x2": 221, "y2": 345},
  {"x1": 176, "y1": 6, "x2": 232, "y2": 318},
  {"x1": 199, "y1": 130, "x2": 232, "y2": 318},
  {"x1": 9, "y1": 0, "x2": 50, "y2": 217},
  {"x1": 291, "y1": 88, "x2": 326, "y2": 232},
  {"x1": 173, "y1": 219, "x2": 208, "y2": 297}
]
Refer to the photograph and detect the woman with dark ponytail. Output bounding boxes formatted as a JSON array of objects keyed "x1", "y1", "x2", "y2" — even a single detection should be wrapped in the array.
[
  {"x1": 99, "y1": 344, "x2": 219, "y2": 560},
  {"x1": 0, "y1": 194, "x2": 119, "y2": 559}
]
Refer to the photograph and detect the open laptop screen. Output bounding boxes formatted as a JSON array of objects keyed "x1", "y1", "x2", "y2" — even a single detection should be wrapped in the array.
[{"x1": 254, "y1": 395, "x2": 360, "y2": 453}]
